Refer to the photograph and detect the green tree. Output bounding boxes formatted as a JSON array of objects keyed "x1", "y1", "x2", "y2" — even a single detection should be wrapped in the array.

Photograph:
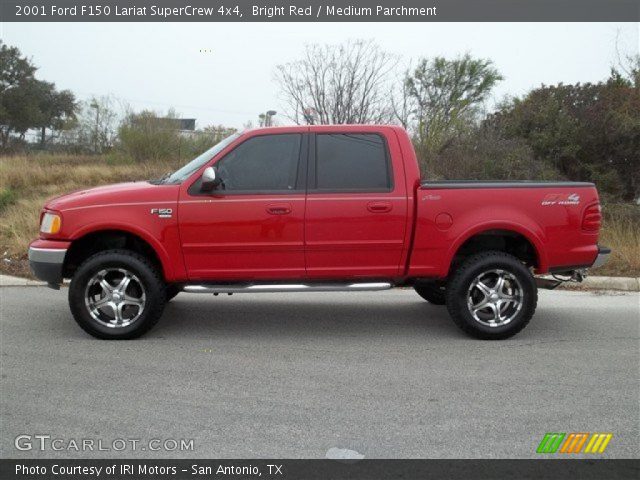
[
  {"x1": 403, "y1": 54, "x2": 503, "y2": 168},
  {"x1": 493, "y1": 76, "x2": 640, "y2": 201},
  {"x1": 0, "y1": 41, "x2": 76, "y2": 149},
  {"x1": 34, "y1": 81, "x2": 76, "y2": 146},
  {"x1": 0, "y1": 41, "x2": 36, "y2": 93}
]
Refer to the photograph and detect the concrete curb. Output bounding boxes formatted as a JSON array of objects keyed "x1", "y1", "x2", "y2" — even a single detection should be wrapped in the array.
[
  {"x1": 0, "y1": 274, "x2": 47, "y2": 287},
  {"x1": 558, "y1": 275, "x2": 640, "y2": 292},
  {"x1": 1, "y1": 273, "x2": 638, "y2": 291}
]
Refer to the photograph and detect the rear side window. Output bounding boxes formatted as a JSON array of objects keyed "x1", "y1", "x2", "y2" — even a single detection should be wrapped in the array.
[
  {"x1": 315, "y1": 133, "x2": 391, "y2": 191},
  {"x1": 216, "y1": 134, "x2": 302, "y2": 192}
]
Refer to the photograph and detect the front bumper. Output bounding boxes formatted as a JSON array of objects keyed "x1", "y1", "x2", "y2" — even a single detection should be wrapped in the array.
[
  {"x1": 28, "y1": 245, "x2": 68, "y2": 289},
  {"x1": 591, "y1": 246, "x2": 611, "y2": 269}
]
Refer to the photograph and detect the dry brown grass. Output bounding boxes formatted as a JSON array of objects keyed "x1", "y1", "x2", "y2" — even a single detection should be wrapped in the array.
[
  {"x1": 0, "y1": 154, "x2": 638, "y2": 278},
  {"x1": 593, "y1": 204, "x2": 640, "y2": 277},
  {"x1": 0, "y1": 154, "x2": 180, "y2": 276}
]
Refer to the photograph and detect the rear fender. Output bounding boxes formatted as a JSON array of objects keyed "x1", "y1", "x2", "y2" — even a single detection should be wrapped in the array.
[{"x1": 446, "y1": 222, "x2": 548, "y2": 274}]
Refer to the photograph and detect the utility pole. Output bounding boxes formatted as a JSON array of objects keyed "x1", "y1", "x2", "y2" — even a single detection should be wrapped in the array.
[{"x1": 90, "y1": 101, "x2": 100, "y2": 153}]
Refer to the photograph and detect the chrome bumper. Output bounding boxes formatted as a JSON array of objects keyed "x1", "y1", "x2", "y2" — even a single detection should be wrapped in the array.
[
  {"x1": 591, "y1": 246, "x2": 611, "y2": 269},
  {"x1": 28, "y1": 247, "x2": 67, "y2": 289}
]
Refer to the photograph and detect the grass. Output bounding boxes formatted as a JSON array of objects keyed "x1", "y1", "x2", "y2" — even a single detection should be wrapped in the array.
[
  {"x1": 595, "y1": 204, "x2": 640, "y2": 277},
  {"x1": 0, "y1": 153, "x2": 180, "y2": 277},
  {"x1": 0, "y1": 187, "x2": 16, "y2": 212},
  {"x1": 0, "y1": 153, "x2": 638, "y2": 279}
]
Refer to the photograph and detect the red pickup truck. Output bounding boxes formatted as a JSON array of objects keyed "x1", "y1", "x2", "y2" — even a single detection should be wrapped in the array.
[{"x1": 29, "y1": 125, "x2": 609, "y2": 340}]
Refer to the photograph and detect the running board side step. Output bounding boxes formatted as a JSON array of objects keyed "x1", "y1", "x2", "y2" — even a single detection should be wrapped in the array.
[{"x1": 183, "y1": 282, "x2": 393, "y2": 294}]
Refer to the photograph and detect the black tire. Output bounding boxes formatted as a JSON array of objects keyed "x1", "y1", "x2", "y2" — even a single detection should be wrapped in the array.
[
  {"x1": 68, "y1": 249, "x2": 167, "y2": 339},
  {"x1": 445, "y1": 251, "x2": 537, "y2": 340},
  {"x1": 414, "y1": 284, "x2": 446, "y2": 305},
  {"x1": 165, "y1": 284, "x2": 182, "y2": 301}
]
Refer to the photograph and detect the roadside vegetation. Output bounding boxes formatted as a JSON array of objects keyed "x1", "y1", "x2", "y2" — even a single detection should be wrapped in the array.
[
  {"x1": 0, "y1": 154, "x2": 181, "y2": 276},
  {"x1": 0, "y1": 40, "x2": 638, "y2": 278}
]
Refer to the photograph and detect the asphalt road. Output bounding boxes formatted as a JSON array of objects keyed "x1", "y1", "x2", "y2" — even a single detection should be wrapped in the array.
[{"x1": 1, "y1": 287, "x2": 638, "y2": 459}]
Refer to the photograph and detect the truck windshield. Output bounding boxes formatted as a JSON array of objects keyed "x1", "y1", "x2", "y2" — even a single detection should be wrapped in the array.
[{"x1": 159, "y1": 132, "x2": 241, "y2": 184}]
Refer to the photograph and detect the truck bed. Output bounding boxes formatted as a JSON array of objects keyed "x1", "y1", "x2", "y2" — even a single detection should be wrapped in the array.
[
  {"x1": 408, "y1": 181, "x2": 600, "y2": 278},
  {"x1": 421, "y1": 180, "x2": 595, "y2": 189}
]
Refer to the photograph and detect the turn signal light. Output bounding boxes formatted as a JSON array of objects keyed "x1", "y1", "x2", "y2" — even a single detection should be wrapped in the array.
[{"x1": 40, "y1": 212, "x2": 62, "y2": 234}]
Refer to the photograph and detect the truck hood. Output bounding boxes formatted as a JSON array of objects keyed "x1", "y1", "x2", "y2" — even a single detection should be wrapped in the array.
[{"x1": 45, "y1": 181, "x2": 179, "y2": 211}]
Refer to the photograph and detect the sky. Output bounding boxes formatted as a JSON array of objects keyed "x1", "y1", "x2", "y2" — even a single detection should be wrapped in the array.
[{"x1": 1, "y1": 22, "x2": 638, "y2": 129}]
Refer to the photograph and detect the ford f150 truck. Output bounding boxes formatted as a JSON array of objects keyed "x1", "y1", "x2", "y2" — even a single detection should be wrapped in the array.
[{"x1": 29, "y1": 125, "x2": 610, "y2": 340}]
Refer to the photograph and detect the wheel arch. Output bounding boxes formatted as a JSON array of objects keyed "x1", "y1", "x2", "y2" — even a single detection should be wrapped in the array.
[
  {"x1": 446, "y1": 223, "x2": 548, "y2": 275},
  {"x1": 63, "y1": 226, "x2": 173, "y2": 280}
]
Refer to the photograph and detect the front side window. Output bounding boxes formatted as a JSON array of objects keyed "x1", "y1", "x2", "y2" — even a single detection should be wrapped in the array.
[
  {"x1": 315, "y1": 133, "x2": 391, "y2": 191},
  {"x1": 215, "y1": 134, "x2": 302, "y2": 192},
  {"x1": 163, "y1": 132, "x2": 240, "y2": 184}
]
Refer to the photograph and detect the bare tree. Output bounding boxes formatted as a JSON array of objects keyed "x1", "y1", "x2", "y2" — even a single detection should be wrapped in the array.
[
  {"x1": 60, "y1": 95, "x2": 120, "y2": 152},
  {"x1": 275, "y1": 40, "x2": 398, "y2": 125},
  {"x1": 614, "y1": 29, "x2": 640, "y2": 89},
  {"x1": 391, "y1": 64, "x2": 414, "y2": 129}
]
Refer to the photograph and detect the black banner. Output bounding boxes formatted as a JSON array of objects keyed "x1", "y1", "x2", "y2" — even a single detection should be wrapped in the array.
[
  {"x1": 1, "y1": 0, "x2": 639, "y2": 22},
  {"x1": 1, "y1": 459, "x2": 640, "y2": 480}
]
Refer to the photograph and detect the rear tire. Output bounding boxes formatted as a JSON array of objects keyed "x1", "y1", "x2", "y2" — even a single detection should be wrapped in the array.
[
  {"x1": 68, "y1": 249, "x2": 166, "y2": 339},
  {"x1": 445, "y1": 251, "x2": 537, "y2": 340},
  {"x1": 414, "y1": 284, "x2": 446, "y2": 305}
]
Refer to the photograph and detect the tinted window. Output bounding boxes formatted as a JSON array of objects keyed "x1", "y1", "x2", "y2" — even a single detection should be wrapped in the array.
[
  {"x1": 315, "y1": 134, "x2": 391, "y2": 191},
  {"x1": 216, "y1": 134, "x2": 302, "y2": 191}
]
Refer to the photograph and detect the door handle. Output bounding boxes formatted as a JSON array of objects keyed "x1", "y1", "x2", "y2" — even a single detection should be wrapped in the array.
[
  {"x1": 367, "y1": 201, "x2": 392, "y2": 213},
  {"x1": 266, "y1": 203, "x2": 292, "y2": 215}
]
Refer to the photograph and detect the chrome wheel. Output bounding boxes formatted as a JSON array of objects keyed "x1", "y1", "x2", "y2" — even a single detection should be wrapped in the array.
[
  {"x1": 467, "y1": 269, "x2": 523, "y2": 327},
  {"x1": 84, "y1": 268, "x2": 146, "y2": 328}
]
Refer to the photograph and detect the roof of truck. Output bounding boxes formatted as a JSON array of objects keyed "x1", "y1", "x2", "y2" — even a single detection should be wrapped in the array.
[{"x1": 245, "y1": 124, "x2": 406, "y2": 136}]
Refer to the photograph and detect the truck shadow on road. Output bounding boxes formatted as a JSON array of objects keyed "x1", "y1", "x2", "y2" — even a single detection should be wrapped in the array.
[{"x1": 149, "y1": 296, "x2": 464, "y2": 340}]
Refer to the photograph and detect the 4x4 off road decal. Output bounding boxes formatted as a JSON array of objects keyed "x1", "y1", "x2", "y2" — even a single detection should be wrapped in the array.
[
  {"x1": 536, "y1": 432, "x2": 613, "y2": 454},
  {"x1": 541, "y1": 193, "x2": 580, "y2": 206}
]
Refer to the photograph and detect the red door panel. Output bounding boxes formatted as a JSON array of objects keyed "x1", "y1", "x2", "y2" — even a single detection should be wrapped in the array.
[
  {"x1": 179, "y1": 196, "x2": 306, "y2": 280},
  {"x1": 305, "y1": 194, "x2": 407, "y2": 278}
]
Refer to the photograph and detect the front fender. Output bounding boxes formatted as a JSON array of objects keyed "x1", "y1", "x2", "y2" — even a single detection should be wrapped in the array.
[{"x1": 69, "y1": 221, "x2": 182, "y2": 281}]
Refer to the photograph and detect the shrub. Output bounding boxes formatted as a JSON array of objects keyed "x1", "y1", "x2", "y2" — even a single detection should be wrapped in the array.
[
  {"x1": 117, "y1": 111, "x2": 229, "y2": 163},
  {"x1": 118, "y1": 111, "x2": 182, "y2": 162},
  {"x1": 0, "y1": 188, "x2": 16, "y2": 212},
  {"x1": 422, "y1": 126, "x2": 561, "y2": 181}
]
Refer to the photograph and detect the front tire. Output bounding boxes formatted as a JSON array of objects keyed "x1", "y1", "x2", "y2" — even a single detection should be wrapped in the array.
[
  {"x1": 68, "y1": 249, "x2": 166, "y2": 339},
  {"x1": 445, "y1": 251, "x2": 537, "y2": 340}
]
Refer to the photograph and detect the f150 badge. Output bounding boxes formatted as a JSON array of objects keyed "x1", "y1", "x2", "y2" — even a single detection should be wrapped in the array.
[
  {"x1": 541, "y1": 193, "x2": 580, "y2": 206},
  {"x1": 150, "y1": 208, "x2": 172, "y2": 218}
]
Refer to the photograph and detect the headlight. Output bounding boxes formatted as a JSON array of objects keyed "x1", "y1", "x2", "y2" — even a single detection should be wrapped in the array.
[{"x1": 40, "y1": 212, "x2": 61, "y2": 234}]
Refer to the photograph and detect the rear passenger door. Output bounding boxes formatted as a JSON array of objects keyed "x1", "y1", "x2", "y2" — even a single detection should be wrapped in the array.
[{"x1": 304, "y1": 131, "x2": 408, "y2": 278}]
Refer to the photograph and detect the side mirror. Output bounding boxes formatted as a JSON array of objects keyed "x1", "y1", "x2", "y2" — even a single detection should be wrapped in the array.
[{"x1": 201, "y1": 166, "x2": 220, "y2": 192}]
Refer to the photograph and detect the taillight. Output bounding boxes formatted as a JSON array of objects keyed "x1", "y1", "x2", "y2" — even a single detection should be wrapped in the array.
[{"x1": 582, "y1": 203, "x2": 602, "y2": 231}]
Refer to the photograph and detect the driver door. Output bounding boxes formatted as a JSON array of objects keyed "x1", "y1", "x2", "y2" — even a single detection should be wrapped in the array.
[{"x1": 178, "y1": 132, "x2": 308, "y2": 281}]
